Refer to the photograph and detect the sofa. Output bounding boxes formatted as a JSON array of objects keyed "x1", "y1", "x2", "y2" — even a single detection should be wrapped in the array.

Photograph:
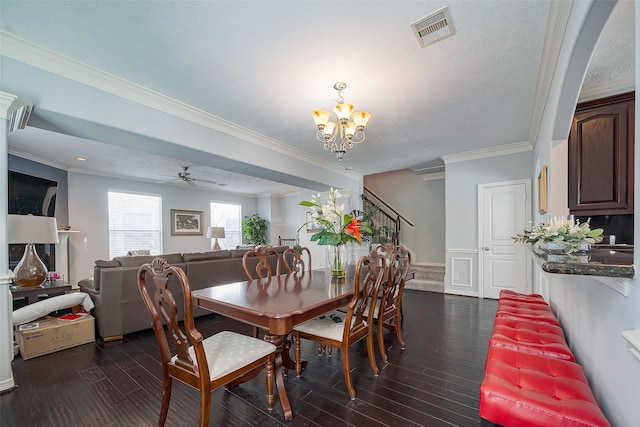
[{"x1": 78, "y1": 247, "x2": 287, "y2": 341}]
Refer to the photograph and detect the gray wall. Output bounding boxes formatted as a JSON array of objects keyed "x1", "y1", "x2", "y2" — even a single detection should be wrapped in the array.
[
  {"x1": 67, "y1": 171, "x2": 259, "y2": 285},
  {"x1": 365, "y1": 169, "x2": 445, "y2": 265},
  {"x1": 444, "y1": 151, "x2": 533, "y2": 296},
  {"x1": 527, "y1": 3, "x2": 639, "y2": 425}
]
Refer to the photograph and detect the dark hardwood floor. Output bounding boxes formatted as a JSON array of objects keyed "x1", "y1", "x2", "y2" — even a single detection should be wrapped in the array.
[{"x1": 1, "y1": 290, "x2": 498, "y2": 427}]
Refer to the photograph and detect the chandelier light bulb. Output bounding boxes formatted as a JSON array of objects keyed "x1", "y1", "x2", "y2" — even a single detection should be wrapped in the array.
[
  {"x1": 333, "y1": 103, "x2": 354, "y2": 123},
  {"x1": 312, "y1": 110, "x2": 331, "y2": 130},
  {"x1": 352, "y1": 111, "x2": 371, "y2": 131},
  {"x1": 323, "y1": 121, "x2": 336, "y2": 139},
  {"x1": 344, "y1": 122, "x2": 356, "y2": 139}
]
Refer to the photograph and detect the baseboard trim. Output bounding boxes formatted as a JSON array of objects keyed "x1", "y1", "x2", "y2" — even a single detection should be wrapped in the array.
[
  {"x1": 444, "y1": 289, "x2": 479, "y2": 298},
  {"x1": 0, "y1": 376, "x2": 16, "y2": 394}
]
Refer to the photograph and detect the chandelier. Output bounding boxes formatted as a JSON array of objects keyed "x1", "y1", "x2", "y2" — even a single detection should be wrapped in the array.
[{"x1": 311, "y1": 82, "x2": 371, "y2": 161}]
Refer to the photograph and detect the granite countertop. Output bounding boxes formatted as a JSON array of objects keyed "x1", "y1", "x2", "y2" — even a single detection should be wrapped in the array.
[{"x1": 533, "y1": 247, "x2": 635, "y2": 278}]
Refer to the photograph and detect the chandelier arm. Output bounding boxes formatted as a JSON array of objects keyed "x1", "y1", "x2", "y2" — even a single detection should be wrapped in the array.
[
  {"x1": 351, "y1": 131, "x2": 366, "y2": 144},
  {"x1": 316, "y1": 129, "x2": 339, "y2": 144}
]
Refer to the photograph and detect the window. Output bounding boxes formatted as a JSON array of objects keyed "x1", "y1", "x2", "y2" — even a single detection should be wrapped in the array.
[
  {"x1": 108, "y1": 191, "x2": 162, "y2": 259},
  {"x1": 210, "y1": 202, "x2": 241, "y2": 249}
]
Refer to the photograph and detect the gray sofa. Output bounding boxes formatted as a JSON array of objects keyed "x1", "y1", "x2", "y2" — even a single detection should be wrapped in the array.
[{"x1": 78, "y1": 247, "x2": 286, "y2": 341}]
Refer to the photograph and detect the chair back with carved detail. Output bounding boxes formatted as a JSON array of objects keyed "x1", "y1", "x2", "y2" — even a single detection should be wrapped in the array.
[
  {"x1": 283, "y1": 246, "x2": 312, "y2": 275},
  {"x1": 373, "y1": 243, "x2": 396, "y2": 283},
  {"x1": 242, "y1": 245, "x2": 282, "y2": 283},
  {"x1": 373, "y1": 244, "x2": 411, "y2": 363},
  {"x1": 348, "y1": 250, "x2": 388, "y2": 342},
  {"x1": 293, "y1": 251, "x2": 388, "y2": 399},
  {"x1": 138, "y1": 258, "x2": 205, "y2": 382},
  {"x1": 138, "y1": 257, "x2": 276, "y2": 427}
]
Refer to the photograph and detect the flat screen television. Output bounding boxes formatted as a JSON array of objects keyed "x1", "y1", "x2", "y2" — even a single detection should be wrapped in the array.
[{"x1": 8, "y1": 171, "x2": 58, "y2": 271}]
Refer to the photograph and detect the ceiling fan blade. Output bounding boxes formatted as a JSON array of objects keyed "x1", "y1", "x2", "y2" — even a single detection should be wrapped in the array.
[
  {"x1": 158, "y1": 178, "x2": 180, "y2": 184},
  {"x1": 185, "y1": 179, "x2": 197, "y2": 187},
  {"x1": 191, "y1": 177, "x2": 222, "y2": 185}
]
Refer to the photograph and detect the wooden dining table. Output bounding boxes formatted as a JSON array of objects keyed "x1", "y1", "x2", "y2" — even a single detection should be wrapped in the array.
[{"x1": 192, "y1": 268, "x2": 356, "y2": 420}]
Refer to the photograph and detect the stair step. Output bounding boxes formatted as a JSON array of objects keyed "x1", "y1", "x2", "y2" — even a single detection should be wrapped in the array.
[
  {"x1": 410, "y1": 265, "x2": 445, "y2": 282},
  {"x1": 405, "y1": 279, "x2": 444, "y2": 293}
]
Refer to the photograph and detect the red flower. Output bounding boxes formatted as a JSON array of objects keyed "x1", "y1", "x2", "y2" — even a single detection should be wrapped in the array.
[{"x1": 344, "y1": 218, "x2": 362, "y2": 244}]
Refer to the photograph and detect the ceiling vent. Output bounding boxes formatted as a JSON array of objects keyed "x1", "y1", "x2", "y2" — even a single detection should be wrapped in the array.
[{"x1": 411, "y1": 6, "x2": 455, "y2": 48}]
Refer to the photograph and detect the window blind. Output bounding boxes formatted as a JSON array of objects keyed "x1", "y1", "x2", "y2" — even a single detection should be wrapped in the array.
[{"x1": 108, "y1": 191, "x2": 162, "y2": 259}]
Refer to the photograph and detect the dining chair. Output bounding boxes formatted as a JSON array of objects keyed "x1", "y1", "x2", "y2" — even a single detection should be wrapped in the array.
[
  {"x1": 242, "y1": 245, "x2": 282, "y2": 283},
  {"x1": 371, "y1": 244, "x2": 411, "y2": 363},
  {"x1": 283, "y1": 246, "x2": 312, "y2": 275},
  {"x1": 137, "y1": 257, "x2": 276, "y2": 427},
  {"x1": 293, "y1": 251, "x2": 388, "y2": 399},
  {"x1": 243, "y1": 245, "x2": 282, "y2": 337}
]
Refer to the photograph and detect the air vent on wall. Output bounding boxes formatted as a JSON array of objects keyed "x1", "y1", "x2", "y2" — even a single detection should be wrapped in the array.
[{"x1": 411, "y1": 6, "x2": 455, "y2": 48}]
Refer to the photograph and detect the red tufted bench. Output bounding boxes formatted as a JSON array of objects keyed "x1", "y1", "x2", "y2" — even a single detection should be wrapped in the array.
[
  {"x1": 498, "y1": 289, "x2": 547, "y2": 305},
  {"x1": 489, "y1": 316, "x2": 574, "y2": 362},
  {"x1": 495, "y1": 299, "x2": 561, "y2": 326},
  {"x1": 480, "y1": 346, "x2": 610, "y2": 427}
]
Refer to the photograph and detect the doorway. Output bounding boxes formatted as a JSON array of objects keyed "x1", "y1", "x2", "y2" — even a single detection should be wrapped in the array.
[{"x1": 478, "y1": 180, "x2": 531, "y2": 299}]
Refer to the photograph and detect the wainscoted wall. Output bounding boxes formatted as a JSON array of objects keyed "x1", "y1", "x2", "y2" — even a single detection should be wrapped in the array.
[
  {"x1": 444, "y1": 151, "x2": 533, "y2": 296},
  {"x1": 531, "y1": 265, "x2": 640, "y2": 426},
  {"x1": 446, "y1": 249, "x2": 478, "y2": 297},
  {"x1": 526, "y1": 3, "x2": 639, "y2": 424}
]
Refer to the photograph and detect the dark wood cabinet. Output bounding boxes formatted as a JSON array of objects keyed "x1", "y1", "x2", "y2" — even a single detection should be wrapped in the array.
[{"x1": 568, "y1": 92, "x2": 634, "y2": 215}]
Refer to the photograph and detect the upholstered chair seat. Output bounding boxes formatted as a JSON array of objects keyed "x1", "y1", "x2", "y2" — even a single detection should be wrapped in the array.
[{"x1": 172, "y1": 330, "x2": 277, "y2": 381}]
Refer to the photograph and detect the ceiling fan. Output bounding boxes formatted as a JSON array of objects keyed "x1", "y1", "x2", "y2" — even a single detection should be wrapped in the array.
[{"x1": 159, "y1": 166, "x2": 226, "y2": 187}]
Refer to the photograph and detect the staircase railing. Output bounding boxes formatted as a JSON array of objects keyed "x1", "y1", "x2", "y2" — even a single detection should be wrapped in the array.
[{"x1": 362, "y1": 187, "x2": 414, "y2": 246}]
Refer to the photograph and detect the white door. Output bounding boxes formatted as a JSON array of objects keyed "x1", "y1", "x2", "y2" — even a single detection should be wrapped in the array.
[{"x1": 478, "y1": 180, "x2": 530, "y2": 299}]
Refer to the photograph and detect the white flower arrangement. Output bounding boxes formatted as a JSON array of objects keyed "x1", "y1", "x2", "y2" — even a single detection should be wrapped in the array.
[
  {"x1": 513, "y1": 218, "x2": 603, "y2": 253},
  {"x1": 298, "y1": 188, "x2": 371, "y2": 246}
]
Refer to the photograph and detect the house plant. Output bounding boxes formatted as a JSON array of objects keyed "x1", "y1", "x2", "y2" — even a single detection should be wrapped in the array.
[
  {"x1": 513, "y1": 218, "x2": 603, "y2": 253},
  {"x1": 242, "y1": 214, "x2": 268, "y2": 245},
  {"x1": 298, "y1": 188, "x2": 371, "y2": 277}
]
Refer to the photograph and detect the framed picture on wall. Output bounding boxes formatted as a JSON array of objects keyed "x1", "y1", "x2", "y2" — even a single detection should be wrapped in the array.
[
  {"x1": 306, "y1": 211, "x2": 324, "y2": 232},
  {"x1": 538, "y1": 166, "x2": 548, "y2": 214},
  {"x1": 171, "y1": 209, "x2": 204, "y2": 235}
]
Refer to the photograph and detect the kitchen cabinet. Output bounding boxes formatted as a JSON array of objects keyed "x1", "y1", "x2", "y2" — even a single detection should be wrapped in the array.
[{"x1": 569, "y1": 92, "x2": 634, "y2": 215}]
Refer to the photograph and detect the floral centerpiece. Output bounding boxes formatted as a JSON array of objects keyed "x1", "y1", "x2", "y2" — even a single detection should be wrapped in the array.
[
  {"x1": 298, "y1": 188, "x2": 371, "y2": 277},
  {"x1": 513, "y1": 218, "x2": 604, "y2": 253}
]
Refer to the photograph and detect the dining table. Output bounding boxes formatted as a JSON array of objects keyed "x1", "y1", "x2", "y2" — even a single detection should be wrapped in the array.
[{"x1": 191, "y1": 267, "x2": 356, "y2": 420}]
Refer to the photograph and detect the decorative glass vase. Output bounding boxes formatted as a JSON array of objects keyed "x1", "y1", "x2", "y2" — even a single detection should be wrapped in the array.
[
  {"x1": 538, "y1": 241, "x2": 590, "y2": 253},
  {"x1": 327, "y1": 245, "x2": 347, "y2": 278}
]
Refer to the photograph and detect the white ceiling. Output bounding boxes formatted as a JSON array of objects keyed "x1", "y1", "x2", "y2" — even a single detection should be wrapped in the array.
[{"x1": 0, "y1": 1, "x2": 634, "y2": 195}]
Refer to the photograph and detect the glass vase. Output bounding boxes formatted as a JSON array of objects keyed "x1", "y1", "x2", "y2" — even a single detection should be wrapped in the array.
[{"x1": 327, "y1": 245, "x2": 347, "y2": 278}]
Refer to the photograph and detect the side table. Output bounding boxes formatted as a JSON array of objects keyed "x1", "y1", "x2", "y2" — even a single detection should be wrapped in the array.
[{"x1": 10, "y1": 281, "x2": 72, "y2": 306}]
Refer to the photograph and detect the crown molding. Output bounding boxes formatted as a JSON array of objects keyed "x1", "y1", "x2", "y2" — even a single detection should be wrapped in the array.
[
  {"x1": 421, "y1": 171, "x2": 445, "y2": 181},
  {"x1": 527, "y1": 0, "x2": 573, "y2": 147},
  {"x1": 578, "y1": 77, "x2": 635, "y2": 103},
  {"x1": 8, "y1": 148, "x2": 70, "y2": 171},
  {"x1": 0, "y1": 31, "x2": 353, "y2": 178},
  {"x1": 441, "y1": 141, "x2": 533, "y2": 165},
  {"x1": 0, "y1": 92, "x2": 19, "y2": 119}
]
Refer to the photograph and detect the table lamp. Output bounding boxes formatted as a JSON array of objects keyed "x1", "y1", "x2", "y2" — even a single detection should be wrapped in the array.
[
  {"x1": 206, "y1": 226, "x2": 225, "y2": 251},
  {"x1": 8, "y1": 214, "x2": 59, "y2": 287}
]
